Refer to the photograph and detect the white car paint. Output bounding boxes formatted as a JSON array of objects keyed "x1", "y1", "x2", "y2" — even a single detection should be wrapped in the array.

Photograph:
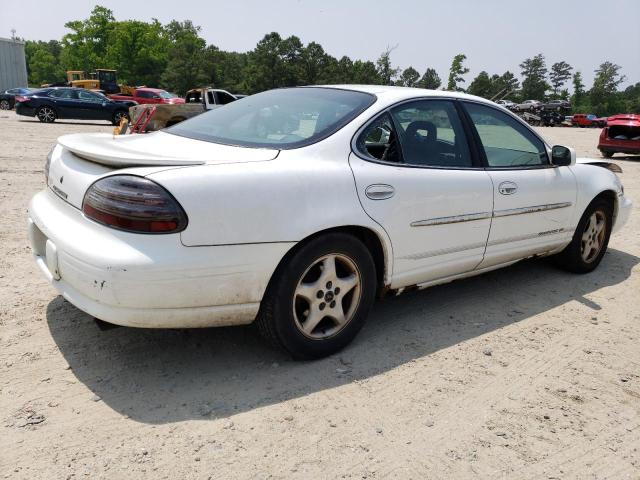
[{"x1": 29, "y1": 85, "x2": 632, "y2": 329}]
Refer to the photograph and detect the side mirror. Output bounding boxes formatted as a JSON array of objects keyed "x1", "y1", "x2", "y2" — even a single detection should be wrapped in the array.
[{"x1": 551, "y1": 145, "x2": 576, "y2": 166}]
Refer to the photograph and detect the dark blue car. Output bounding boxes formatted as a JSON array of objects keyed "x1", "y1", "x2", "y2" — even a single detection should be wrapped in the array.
[
  {"x1": 15, "y1": 87, "x2": 136, "y2": 124},
  {"x1": 0, "y1": 87, "x2": 33, "y2": 110}
]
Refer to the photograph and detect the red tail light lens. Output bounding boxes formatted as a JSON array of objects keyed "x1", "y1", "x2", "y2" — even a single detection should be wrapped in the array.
[
  {"x1": 15, "y1": 95, "x2": 29, "y2": 103},
  {"x1": 82, "y1": 175, "x2": 188, "y2": 234}
]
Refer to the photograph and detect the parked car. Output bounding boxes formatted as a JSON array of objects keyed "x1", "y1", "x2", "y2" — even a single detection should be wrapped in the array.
[
  {"x1": 0, "y1": 87, "x2": 34, "y2": 110},
  {"x1": 15, "y1": 87, "x2": 136, "y2": 124},
  {"x1": 127, "y1": 87, "x2": 240, "y2": 132},
  {"x1": 598, "y1": 114, "x2": 640, "y2": 157},
  {"x1": 541, "y1": 99, "x2": 571, "y2": 111},
  {"x1": 514, "y1": 99, "x2": 542, "y2": 111},
  {"x1": 28, "y1": 86, "x2": 631, "y2": 359},
  {"x1": 108, "y1": 87, "x2": 185, "y2": 105},
  {"x1": 495, "y1": 99, "x2": 516, "y2": 109},
  {"x1": 571, "y1": 114, "x2": 607, "y2": 128}
]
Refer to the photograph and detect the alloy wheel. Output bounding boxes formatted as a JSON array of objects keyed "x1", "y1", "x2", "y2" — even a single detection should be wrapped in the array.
[
  {"x1": 38, "y1": 107, "x2": 55, "y2": 123},
  {"x1": 0, "y1": 100, "x2": 9, "y2": 110},
  {"x1": 581, "y1": 210, "x2": 606, "y2": 263},
  {"x1": 292, "y1": 253, "x2": 362, "y2": 339}
]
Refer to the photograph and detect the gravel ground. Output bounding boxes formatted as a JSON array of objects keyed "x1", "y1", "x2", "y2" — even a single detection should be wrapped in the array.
[{"x1": 1, "y1": 110, "x2": 639, "y2": 479}]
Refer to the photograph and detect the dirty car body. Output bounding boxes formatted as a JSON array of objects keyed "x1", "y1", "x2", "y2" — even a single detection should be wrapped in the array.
[{"x1": 29, "y1": 86, "x2": 632, "y2": 358}]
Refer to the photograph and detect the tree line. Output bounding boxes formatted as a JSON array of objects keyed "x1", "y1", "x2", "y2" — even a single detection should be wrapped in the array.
[{"x1": 23, "y1": 6, "x2": 639, "y2": 116}]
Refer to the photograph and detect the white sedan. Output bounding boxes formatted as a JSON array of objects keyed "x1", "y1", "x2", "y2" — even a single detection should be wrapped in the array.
[{"x1": 29, "y1": 86, "x2": 632, "y2": 359}]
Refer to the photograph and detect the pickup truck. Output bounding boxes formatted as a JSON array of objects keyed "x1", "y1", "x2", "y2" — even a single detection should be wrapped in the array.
[
  {"x1": 109, "y1": 87, "x2": 185, "y2": 105},
  {"x1": 127, "y1": 88, "x2": 240, "y2": 132}
]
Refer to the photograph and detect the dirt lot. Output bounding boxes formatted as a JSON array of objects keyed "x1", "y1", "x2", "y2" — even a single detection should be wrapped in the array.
[{"x1": 1, "y1": 110, "x2": 639, "y2": 479}]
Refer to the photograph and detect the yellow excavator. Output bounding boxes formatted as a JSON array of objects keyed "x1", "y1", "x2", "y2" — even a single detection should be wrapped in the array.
[{"x1": 43, "y1": 69, "x2": 135, "y2": 95}]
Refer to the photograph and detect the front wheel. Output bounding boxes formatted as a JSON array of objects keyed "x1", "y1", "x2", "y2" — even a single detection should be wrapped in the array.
[
  {"x1": 257, "y1": 233, "x2": 377, "y2": 359},
  {"x1": 554, "y1": 198, "x2": 612, "y2": 273},
  {"x1": 601, "y1": 151, "x2": 614, "y2": 158},
  {"x1": 37, "y1": 106, "x2": 56, "y2": 123}
]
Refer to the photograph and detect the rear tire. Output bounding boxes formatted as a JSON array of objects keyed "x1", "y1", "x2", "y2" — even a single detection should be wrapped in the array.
[
  {"x1": 256, "y1": 233, "x2": 377, "y2": 359},
  {"x1": 554, "y1": 198, "x2": 613, "y2": 273},
  {"x1": 0, "y1": 99, "x2": 10, "y2": 110},
  {"x1": 601, "y1": 151, "x2": 614, "y2": 158},
  {"x1": 37, "y1": 106, "x2": 56, "y2": 123}
]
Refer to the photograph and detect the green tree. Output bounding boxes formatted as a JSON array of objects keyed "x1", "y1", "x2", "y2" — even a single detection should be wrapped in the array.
[
  {"x1": 549, "y1": 61, "x2": 573, "y2": 98},
  {"x1": 376, "y1": 47, "x2": 399, "y2": 85},
  {"x1": 351, "y1": 60, "x2": 380, "y2": 84},
  {"x1": 519, "y1": 54, "x2": 549, "y2": 100},
  {"x1": 24, "y1": 40, "x2": 65, "y2": 85},
  {"x1": 572, "y1": 71, "x2": 585, "y2": 103},
  {"x1": 490, "y1": 71, "x2": 519, "y2": 100},
  {"x1": 60, "y1": 5, "x2": 115, "y2": 71},
  {"x1": 447, "y1": 54, "x2": 469, "y2": 91},
  {"x1": 590, "y1": 61, "x2": 626, "y2": 116},
  {"x1": 418, "y1": 68, "x2": 441, "y2": 89},
  {"x1": 396, "y1": 67, "x2": 420, "y2": 87},
  {"x1": 160, "y1": 20, "x2": 208, "y2": 94},
  {"x1": 467, "y1": 71, "x2": 493, "y2": 98}
]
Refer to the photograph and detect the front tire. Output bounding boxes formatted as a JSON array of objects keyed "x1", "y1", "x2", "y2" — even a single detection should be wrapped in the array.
[
  {"x1": 555, "y1": 198, "x2": 612, "y2": 273},
  {"x1": 37, "y1": 106, "x2": 56, "y2": 123},
  {"x1": 601, "y1": 151, "x2": 614, "y2": 158},
  {"x1": 257, "y1": 233, "x2": 377, "y2": 359}
]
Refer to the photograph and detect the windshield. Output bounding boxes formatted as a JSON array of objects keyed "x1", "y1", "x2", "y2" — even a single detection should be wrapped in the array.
[{"x1": 167, "y1": 87, "x2": 375, "y2": 149}]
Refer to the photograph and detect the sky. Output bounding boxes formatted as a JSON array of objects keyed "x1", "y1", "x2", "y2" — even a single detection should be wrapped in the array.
[{"x1": 1, "y1": 0, "x2": 639, "y2": 90}]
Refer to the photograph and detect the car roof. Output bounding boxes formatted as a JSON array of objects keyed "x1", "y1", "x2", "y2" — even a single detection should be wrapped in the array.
[
  {"x1": 137, "y1": 87, "x2": 166, "y2": 92},
  {"x1": 315, "y1": 84, "x2": 497, "y2": 106}
]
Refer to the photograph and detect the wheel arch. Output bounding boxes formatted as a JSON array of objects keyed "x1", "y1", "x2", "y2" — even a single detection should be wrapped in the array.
[
  {"x1": 592, "y1": 189, "x2": 618, "y2": 226},
  {"x1": 266, "y1": 225, "x2": 391, "y2": 299}
]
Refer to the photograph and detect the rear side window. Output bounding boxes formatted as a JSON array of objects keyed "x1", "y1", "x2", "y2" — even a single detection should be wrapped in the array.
[
  {"x1": 464, "y1": 102, "x2": 548, "y2": 168},
  {"x1": 48, "y1": 89, "x2": 76, "y2": 99}
]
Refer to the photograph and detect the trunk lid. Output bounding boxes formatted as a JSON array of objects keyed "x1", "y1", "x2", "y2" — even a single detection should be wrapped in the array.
[{"x1": 49, "y1": 132, "x2": 279, "y2": 210}]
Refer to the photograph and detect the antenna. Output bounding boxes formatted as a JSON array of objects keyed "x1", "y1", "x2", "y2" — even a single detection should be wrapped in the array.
[{"x1": 11, "y1": 28, "x2": 16, "y2": 40}]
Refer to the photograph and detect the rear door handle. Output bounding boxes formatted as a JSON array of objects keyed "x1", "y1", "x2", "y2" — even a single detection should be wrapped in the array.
[
  {"x1": 365, "y1": 184, "x2": 395, "y2": 200},
  {"x1": 498, "y1": 181, "x2": 518, "y2": 195}
]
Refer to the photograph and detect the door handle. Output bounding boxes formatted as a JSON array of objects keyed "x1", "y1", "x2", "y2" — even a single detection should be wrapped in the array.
[
  {"x1": 498, "y1": 181, "x2": 518, "y2": 195},
  {"x1": 365, "y1": 184, "x2": 395, "y2": 200}
]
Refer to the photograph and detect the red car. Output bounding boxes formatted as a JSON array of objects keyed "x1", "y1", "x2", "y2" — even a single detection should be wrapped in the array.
[
  {"x1": 108, "y1": 88, "x2": 185, "y2": 105},
  {"x1": 571, "y1": 113, "x2": 607, "y2": 128},
  {"x1": 598, "y1": 114, "x2": 640, "y2": 158}
]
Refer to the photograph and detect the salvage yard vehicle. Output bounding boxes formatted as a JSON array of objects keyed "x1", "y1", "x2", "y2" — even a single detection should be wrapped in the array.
[
  {"x1": 28, "y1": 86, "x2": 632, "y2": 359},
  {"x1": 0, "y1": 87, "x2": 34, "y2": 110},
  {"x1": 15, "y1": 87, "x2": 136, "y2": 125},
  {"x1": 495, "y1": 99, "x2": 516, "y2": 109},
  {"x1": 540, "y1": 99, "x2": 571, "y2": 112},
  {"x1": 514, "y1": 99, "x2": 542, "y2": 111},
  {"x1": 572, "y1": 113, "x2": 607, "y2": 128},
  {"x1": 126, "y1": 87, "x2": 239, "y2": 132},
  {"x1": 598, "y1": 114, "x2": 640, "y2": 158},
  {"x1": 108, "y1": 87, "x2": 185, "y2": 105}
]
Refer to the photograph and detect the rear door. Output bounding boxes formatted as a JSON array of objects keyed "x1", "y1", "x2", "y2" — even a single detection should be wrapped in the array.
[
  {"x1": 462, "y1": 101, "x2": 577, "y2": 268},
  {"x1": 349, "y1": 99, "x2": 493, "y2": 288},
  {"x1": 48, "y1": 89, "x2": 79, "y2": 118}
]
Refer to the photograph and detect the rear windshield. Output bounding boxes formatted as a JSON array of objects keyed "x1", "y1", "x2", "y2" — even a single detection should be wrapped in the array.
[{"x1": 167, "y1": 87, "x2": 375, "y2": 149}]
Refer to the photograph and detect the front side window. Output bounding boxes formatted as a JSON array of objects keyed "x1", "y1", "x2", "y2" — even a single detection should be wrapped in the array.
[
  {"x1": 464, "y1": 102, "x2": 548, "y2": 168},
  {"x1": 168, "y1": 87, "x2": 375, "y2": 149},
  {"x1": 78, "y1": 90, "x2": 103, "y2": 103},
  {"x1": 48, "y1": 89, "x2": 76, "y2": 99},
  {"x1": 356, "y1": 100, "x2": 472, "y2": 168}
]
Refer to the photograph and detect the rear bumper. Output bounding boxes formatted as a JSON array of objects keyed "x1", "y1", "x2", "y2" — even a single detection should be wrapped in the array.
[
  {"x1": 28, "y1": 189, "x2": 293, "y2": 328},
  {"x1": 15, "y1": 103, "x2": 36, "y2": 117},
  {"x1": 598, "y1": 143, "x2": 640, "y2": 154},
  {"x1": 613, "y1": 195, "x2": 632, "y2": 234}
]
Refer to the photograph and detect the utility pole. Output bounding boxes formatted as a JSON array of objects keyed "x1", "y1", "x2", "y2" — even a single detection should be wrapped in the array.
[{"x1": 11, "y1": 28, "x2": 16, "y2": 40}]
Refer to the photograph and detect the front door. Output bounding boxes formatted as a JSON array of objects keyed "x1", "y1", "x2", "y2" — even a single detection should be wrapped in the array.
[
  {"x1": 462, "y1": 101, "x2": 577, "y2": 268},
  {"x1": 349, "y1": 99, "x2": 494, "y2": 288}
]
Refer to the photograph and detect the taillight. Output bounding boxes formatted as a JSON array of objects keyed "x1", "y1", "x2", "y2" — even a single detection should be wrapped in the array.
[
  {"x1": 15, "y1": 95, "x2": 29, "y2": 103},
  {"x1": 82, "y1": 175, "x2": 188, "y2": 234}
]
